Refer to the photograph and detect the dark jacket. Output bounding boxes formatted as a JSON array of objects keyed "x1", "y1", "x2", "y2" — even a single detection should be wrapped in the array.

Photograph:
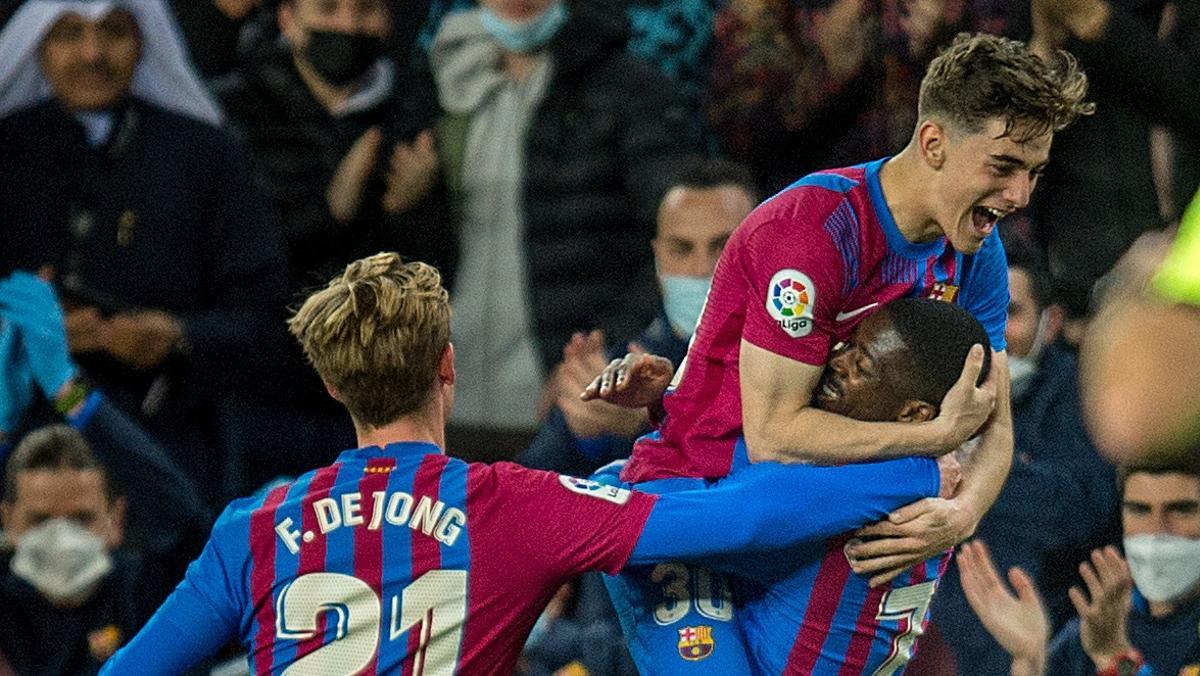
[
  {"x1": 213, "y1": 44, "x2": 458, "y2": 296},
  {"x1": 517, "y1": 312, "x2": 690, "y2": 477},
  {"x1": 0, "y1": 99, "x2": 288, "y2": 476},
  {"x1": 437, "y1": 4, "x2": 705, "y2": 368},
  {"x1": 1027, "y1": 0, "x2": 1200, "y2": 288},
  {"x1": 1048, "y1": 593, "x2": 1200, "y2": 676},
  {"x1": 932, "y1": 343, "x2": 1119, "y2": 675}
]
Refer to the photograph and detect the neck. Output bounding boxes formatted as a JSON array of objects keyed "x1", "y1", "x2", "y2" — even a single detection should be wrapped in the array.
[
  {"x1": 880, "y1": 145, "x2": 944, "y2": 244},
  {"x1": 353, "y1": 401, "x2": 446, "y2": 453},
  {"x1": 293, "y1": 53, "x2": 355, "y2": 112},
  {"x1": 502, "y1": 50, "x2": 540, "y2": 80}
]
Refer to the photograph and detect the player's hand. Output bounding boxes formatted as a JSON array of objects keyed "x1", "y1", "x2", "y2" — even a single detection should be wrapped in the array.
[
  {"x1": 846, "y1": 496, "x2": 974, "y2": 586},
  {"x1": 0, "y1": 272, "x2": 79, "y2": 396},
  {"x1": 1069, "y1": 546, "x2": 1135, "y2": 668},
  {"x1": 931, "y1": 344, "x2": 996, "y2": 454},
  {"x1": 557, "y1": 332, "x2": 649, "y2": 439},
  {"x1": 0, "y1": 316, "x2": 36, "y2": 438},
  {"x1": 101, "y1": 310, "x2": 184, "y2": 371},
  {"x1": 581, "y1": 351, "x2": 674, "y2": 409},
  {"x1": 958, "y1": 540, "x2": 1050, "y2": 666}
]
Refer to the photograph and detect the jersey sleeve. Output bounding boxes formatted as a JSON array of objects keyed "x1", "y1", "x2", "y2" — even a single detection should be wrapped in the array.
[
  {"x1": 736, "y1": 196, "x2": 848, "y2": 366},
  {"x1": 1154, "y1": 190, "x2": 1200, "y2": 305},
  {"x1": 627, "y1": 457, "x2": 940, "y2": 569},
  {"x1": 958, "y1": 228, "x2": 1009, "y2": 351},
  {"x1": 485, "y1": 463, "x2": 659, "y2": 577},
  {"x1": 100, "y1": 504, "x2": 247, "y2": 675}
]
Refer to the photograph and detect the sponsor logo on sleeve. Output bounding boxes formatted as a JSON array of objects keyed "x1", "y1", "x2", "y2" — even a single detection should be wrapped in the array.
[
  {"x1": 766, "y1": 269, "x2": 816, "y2": 338},
  {"x1": 677, "y1": 625, "x2": 715, "y2": 661},
  {"x1": 558, "y1": 475, "x2": 632, "y2": 505}
]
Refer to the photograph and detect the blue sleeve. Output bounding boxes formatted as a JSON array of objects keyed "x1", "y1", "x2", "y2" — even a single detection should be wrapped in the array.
[
  {"x1": 959, "y1": 229, "x2": 1009, "y2": 352},
  {"x1": 627, "y1": 457, "x2": 940, "y2": 567},
  {"x1": 100, "y1": 507, "x2": 246, "y2": 675}
]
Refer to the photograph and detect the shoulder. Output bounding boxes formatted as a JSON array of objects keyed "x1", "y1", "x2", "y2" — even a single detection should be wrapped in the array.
[
  {"x1": 736, "y1": 176, "x2": 856, "y2": 249},
  {"x1": 135, "y1": 99, "x2": 242, "y2": 156}
]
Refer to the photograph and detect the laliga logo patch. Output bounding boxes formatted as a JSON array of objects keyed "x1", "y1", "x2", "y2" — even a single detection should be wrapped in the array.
[
  {"x1": 558, "y1": 475, "x2": 632, "y2": 505},
  {"x1": 677, "y1": 625, "x2": 715, "y2": 661},
  {"x1": 767, "y1": 269, "x2": 815, "y2": 338}
]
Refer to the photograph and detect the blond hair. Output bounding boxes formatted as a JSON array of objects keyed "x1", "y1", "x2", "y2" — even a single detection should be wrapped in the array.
[
  {"x1": 288, "y1": 253, "x2": 450, "y2": 428},
  {"x1": 919, "y1": 33, "x2": 1094, "y2": 142}
]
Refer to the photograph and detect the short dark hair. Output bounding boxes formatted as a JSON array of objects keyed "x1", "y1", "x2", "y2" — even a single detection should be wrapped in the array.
[
  {"x1": 880, "y1": 299, "x2": 992, "y2": 405},
  {"x1": 919, "y1": 33, "x2": 1094, "y2": 142},
  {"x1": 668, "y1": 156, "x2": 758, "y2": 202},
  {"x1": 1002, "y1": 230, "x2": 1052, "y2": 309},
  {"x1": 3, "y1": 425, "x2": 115, "y2": 504},
  {"x1": 1118, "y1": 463, "x2": 1200, "y2": 498}
]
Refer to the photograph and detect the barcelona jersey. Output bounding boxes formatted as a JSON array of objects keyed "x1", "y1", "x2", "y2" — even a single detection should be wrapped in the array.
[
  {"x1": 101, "y1": 443, "x2": 656, "y2": 675},
  {"x1": 622, "y1": 157, "x2": 1010, "y2": 484}
]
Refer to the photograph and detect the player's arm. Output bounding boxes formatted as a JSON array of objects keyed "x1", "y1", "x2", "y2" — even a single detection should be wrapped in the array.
[
  {"x1": 626, "y1": 456, "x2": 942, "y2": 569},
  {"x1": 100, "y1": 512, "x2": 244, "y2": 674},
  {"x1": 740, "y1": 340, "x2": 995, "y2": 464},
  {"x1": 1081, "y1": 221, "x2": 1200, "y2": 466}
]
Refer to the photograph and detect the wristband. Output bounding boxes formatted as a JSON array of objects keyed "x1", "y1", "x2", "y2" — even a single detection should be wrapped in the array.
[
  {"x1": 53, "y1": 379, "x2": 90, "y2": 415},
  {"x1": 65, "y1": 390, "x2": 104, "y2": 430},
  {"x1": 1095, "y1": 648, "x2": 1144, "y2": 676}
]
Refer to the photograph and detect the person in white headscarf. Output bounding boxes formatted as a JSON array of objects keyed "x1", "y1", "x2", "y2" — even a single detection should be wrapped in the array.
[{"x1": 0, "y1": 0, "x2": 289, "y2": 506}]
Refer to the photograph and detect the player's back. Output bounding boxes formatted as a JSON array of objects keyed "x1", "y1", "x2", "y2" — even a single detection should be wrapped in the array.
[
  {"x1": 737, "y1": 535, "x2": 950, "y2": 676},
  {"x1": 205, "y1": 442, "x2": 654, "y2": 675}
]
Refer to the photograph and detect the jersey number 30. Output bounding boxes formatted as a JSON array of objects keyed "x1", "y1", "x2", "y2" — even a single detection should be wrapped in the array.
[{"x1": 276, "y1": 570, "x2": 467, "y2": 675}]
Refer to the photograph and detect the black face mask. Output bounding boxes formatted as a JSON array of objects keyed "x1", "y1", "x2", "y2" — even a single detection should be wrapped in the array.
[{"x1": 304, "y1": 30, "x2": 384, "y2": 86}]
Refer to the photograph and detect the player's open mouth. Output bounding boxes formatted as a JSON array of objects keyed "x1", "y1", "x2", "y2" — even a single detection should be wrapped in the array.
[{"x1": 970, "y1": 206, "x2": 1005, "y2": 237}]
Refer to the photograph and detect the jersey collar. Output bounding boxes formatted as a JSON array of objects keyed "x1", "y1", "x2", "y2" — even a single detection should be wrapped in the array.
[{"x1": 336, "y1": 441, "x2": 444, "y2": 464}]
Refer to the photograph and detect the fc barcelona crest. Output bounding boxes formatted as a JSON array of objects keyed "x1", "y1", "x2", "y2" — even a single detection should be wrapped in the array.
[
  {"x1": 929, "y1": 282, "x2": 959, "y2": 303},
  {"x1": 677, "y1": 625, "x2": 715, "y2": 661}
]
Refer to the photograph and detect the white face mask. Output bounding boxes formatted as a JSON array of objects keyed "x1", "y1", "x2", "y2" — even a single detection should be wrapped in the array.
[
  {"x1": 10, "y1": 518, "x2": 112, "y2": 607},
  {"x1": 1124, "y1": 533, "x2": 1200, "y2": 603},
  {"x1": 1008, "y1": 309, "x2": 1050, "y2": 400},
  {"x1": 660, "y1": 274, "x2": 712, "y2": 339}
]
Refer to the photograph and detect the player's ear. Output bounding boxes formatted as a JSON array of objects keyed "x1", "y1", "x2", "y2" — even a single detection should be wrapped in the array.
[
  {"x1": 917, "y1": 121, "x2": 947, "y2": 170},
  {"x1": 324, "y1": 382, "x2": 342, "y2": 403},
  {"x1": 897, "y1": 400, "x2": 937, "y2": 423},
  {"x1": 438, "y1": 343, "x2": 456, "y2": 387}
]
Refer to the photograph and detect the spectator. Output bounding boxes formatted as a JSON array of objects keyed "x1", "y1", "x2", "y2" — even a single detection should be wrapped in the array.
[
  {"x1": 429, "y1": 0, "x2": 704, "y2": 451},
  {"x1": 517, "y1": 158, "x2": 756, "y2": 476},
  {"x1": 0, "y1": 0, "x2": 288, "y2": 503},
  {"x1": 960, "y1": 466, "x2": 1200, "y2": 676},
  {"x1": 930, "y1": 232, "x2": 1118, "y2": 674},
  {"x1": 1025, "y1": 0, "x2": 1200, "y2": 294},
  {"x1": 213, "y1": 0, "x2": 455, "y2": 490},
  {"x1": 706, "y1": 0, "x2": 1013, "y2": 193}
]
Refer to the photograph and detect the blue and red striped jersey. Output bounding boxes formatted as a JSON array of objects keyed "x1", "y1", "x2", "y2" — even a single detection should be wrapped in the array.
[
  {"x1": 102, "y1": 442, "x2": 656, "y2": 675},
  {"x1": 738, "y1": 536, "x2": 950, "y2": 675},
  {"x1": 622, "y1": 157, "x2": 1010, "y2": 484}
]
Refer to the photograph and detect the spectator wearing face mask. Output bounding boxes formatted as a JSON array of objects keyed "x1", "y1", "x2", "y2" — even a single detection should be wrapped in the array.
[
  {"x1": 927, "y1": 232, "x2": 1119, "y2": 675},
  {"x1": 428, "y1": 0, "x2": 705, "y2": 452},
  {"x1": 958, "y1": 467, "x2": 1200, "y2": 676},
  {"x1": 516, "y1": 158, "x2": 756, "y2": 477},
  {"x1": 213, "y1": 0, "x2": 456, "y2": 493}
]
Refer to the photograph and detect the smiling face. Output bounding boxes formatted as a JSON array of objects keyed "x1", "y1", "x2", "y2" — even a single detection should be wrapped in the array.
[
  {"x1": 39, "y1": 10, "x2": 141, "y2": 111},
  {"x1": 930, "y1": 118, "x2": 1052, "y2": 254},
  {"x1": 814, "y1": 313, "x2": 912, "y2": 422}
]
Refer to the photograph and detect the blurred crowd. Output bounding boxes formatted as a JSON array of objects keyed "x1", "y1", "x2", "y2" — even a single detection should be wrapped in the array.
[{"x1": 0, "y1": 0, "x2": 1197, "y2": 674}]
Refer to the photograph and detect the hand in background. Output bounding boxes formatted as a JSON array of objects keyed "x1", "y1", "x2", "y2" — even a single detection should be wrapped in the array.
[
  {"x1": 382, "y1": 130, "x2": 439, "y2": 216},
  {"x1": 814, "y1": 0, "x2": 871, "y2": 83},
  {"x1": 212, "y1": 0, "x2": 260, "y2": 21},
  {"x1": 328, "y1": 126, "x2": 384, "y2": 225},
  {"x1": 901, "y1": 0, "x2": 948, "y2": 58},
  {"x1": 101, "y1": 310, "x2": 184, "y2": 371},
  {"x1": 1069, "y1": 546, "x2": 1135, "y2": 669},
  {"x1": 64, "y1": 306, "x2": 106, "y2": 354},
  {"x1": 0, "y1": 272, "x2": 78, "y2": 397},
  {"x1": 958, "y1": 540, "x2": 1049, "y2": 676},
  {"x1": 556, "y1": 331, "x2": 649, "y2": 440}
]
